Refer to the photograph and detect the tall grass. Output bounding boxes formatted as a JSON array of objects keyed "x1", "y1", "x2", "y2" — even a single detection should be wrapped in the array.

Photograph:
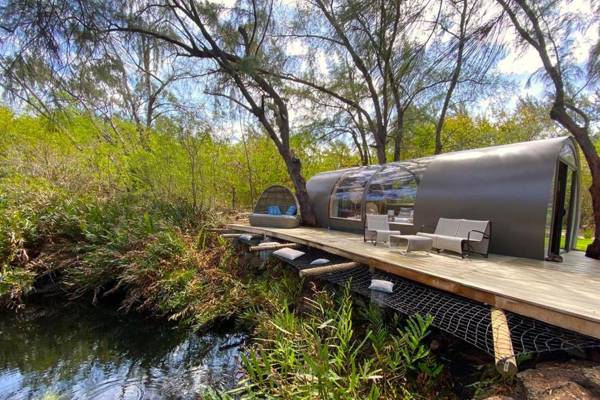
[{"x1": 0, "y1": 174, "x2": 297, "y2": 331}]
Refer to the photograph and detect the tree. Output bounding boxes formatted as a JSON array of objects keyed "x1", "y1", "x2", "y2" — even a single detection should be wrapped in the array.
[
  {"x1": 175, "y1": 113, "x2": 209, "y2": 212},
  {"x1": 275, "y1": 0, "x2": 447, "y2": 163},
  {"x1": 277, "y1": 0, "x2": 502, "y2": 162},
  {"x1": 496, "y1": 0, "x2": 600, "y2": 258},
  {"x1": 114, "y1": 35, "x2": 194, "y2": 145},
  {"x1": 432, "y1": 0, "x2": 505, "y2": 155},
  {"x1": 0, "y1": 0, "x2": 318, "y2": 225},
  {"x1": 0, "y1": 20, "x2": 188, "y2": 149}
]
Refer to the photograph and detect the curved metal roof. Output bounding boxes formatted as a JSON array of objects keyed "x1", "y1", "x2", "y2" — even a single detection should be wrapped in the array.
[{"x1": 307, "y1": 137, "x2": 580, "y2": 259}]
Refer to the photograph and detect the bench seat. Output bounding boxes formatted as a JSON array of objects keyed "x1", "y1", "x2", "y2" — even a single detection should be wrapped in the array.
[
  {"x1": 417, "y1": 218, "x2": 491, "y2": 257},
  {"x1": 249, "y1": 213, "x2": 300, "y2": 228}
]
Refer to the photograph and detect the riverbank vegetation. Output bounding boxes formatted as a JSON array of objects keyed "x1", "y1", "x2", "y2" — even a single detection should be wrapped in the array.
[
  {"x1": 0, "y1": 173, "x2": 459, "y2": 398},
  {"x1": 235, "y1": 292, "x2": 445, "y2": 399},
  {"x1": 0, "y1": 111, "x2": 507, "y2": 397}
]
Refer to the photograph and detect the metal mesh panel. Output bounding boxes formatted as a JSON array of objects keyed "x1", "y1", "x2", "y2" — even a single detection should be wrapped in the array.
[
  {"x1": 505, "y1": 312, "x2": 600, "y2": 354},
  {"x1": 265, "y1": 244, "x2": 600, "y2": 359}
]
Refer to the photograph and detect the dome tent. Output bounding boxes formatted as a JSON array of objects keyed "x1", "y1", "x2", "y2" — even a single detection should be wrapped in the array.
[{"x1": 306, "y1": 137, "x2": 581, "y2": 260}]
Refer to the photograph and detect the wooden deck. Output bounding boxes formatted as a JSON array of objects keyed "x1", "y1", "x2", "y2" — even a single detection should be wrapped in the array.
[{"x1": 227, "y1": 224, "x2": 600, "y2": 340}]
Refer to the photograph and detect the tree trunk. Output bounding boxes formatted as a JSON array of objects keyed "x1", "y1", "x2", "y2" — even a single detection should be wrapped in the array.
[
  {"x1": 373, "y1": 127, "x2": 387, "y2": 164},
  {"x1": 231, "y1": 185, "x2": 236, "y2": 209},
  {"x1": 587, "y1": 178, "x2": 600, "y2": 258},
  {"x1": 435, "y1": 0, "x2": 467, "y2": 155},
  {"x1": 375, "y1": 143, "x2": 387, "y2": 164},
  {"x1": 355, "y1": 112, "x2": 371, "y2": 164},
  {"x1": 434, "y1": 90, "x2": 451, "y2": 155},
  {"x1": 190, "y1": 151, "x2": 198, "y2": 212},
  {"x1": 360, "y1": 128, "x2": 370, "y2": 165},
  {"x1": 393, "y1": 111, "x2": 404, "y2": 161},
  {"x1": 549, "y1": 106, "x2": 600, "y2": 259},
  {"x1": 241, "y1": 129, "x2": 255, "y2": 206},
  {"x1": 281, "y1": 150, "x2": 317, "y2": 226},
  {"x1": 350, "y1": 130, "x2": 368, "y2": 166}
]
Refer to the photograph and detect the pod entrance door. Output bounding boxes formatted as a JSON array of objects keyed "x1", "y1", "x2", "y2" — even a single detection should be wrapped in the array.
[{"x1": 549, "y1": 161, "x2": 576, "y2": 255}]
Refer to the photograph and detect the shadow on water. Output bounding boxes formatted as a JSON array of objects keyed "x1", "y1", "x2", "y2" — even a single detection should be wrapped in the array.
[{"x1": 0, "y1": 306, "x2": 245, "y2": 399}]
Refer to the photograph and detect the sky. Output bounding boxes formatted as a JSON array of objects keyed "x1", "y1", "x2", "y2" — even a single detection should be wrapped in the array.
[
  {"x1": 495, "y1": 0, "x2": 598, "y2": 104},
  {"x1": 190, "y1": 0, "x2": 598, "y2": 143},
  {"x1": 4, "y1": 0, "x2": 597, "y2": 140},
  {"x1": 206, "y1": 0, "x2": 599, "y2": 131}
]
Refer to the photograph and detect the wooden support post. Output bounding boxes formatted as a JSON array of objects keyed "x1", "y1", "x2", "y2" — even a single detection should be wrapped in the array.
[
  {"x1": 299, "y1": 262, "x2": 361, "y2": 277},
  {"x1": 220, "y1": 233, "x2": 243, "y2": 239},
  {"x1": 249, "y1": 243, "x2": 299, "y2": 252},
  {"x1": 491, "y1": 307, "x2": 518, "y2": 378}
]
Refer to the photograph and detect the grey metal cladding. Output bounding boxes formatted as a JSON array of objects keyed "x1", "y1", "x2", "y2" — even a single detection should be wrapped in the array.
[
  {"x1": 306, "y1": 168, "x2": 353, "y2": 228},
  {"x1": 306, "y1": 137, "x2": 579, "y2": 260},
  {"x1": 415, "y1": 137, "x2": 571, "y2": 259}
]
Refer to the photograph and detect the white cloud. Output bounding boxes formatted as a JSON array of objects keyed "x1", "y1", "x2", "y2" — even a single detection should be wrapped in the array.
[
  {"x1": 279, "y1": 0, "x2": 300, "y2": 6},
  {"x1": 286, "y1": 39, "x2": 308, "y2": 56},
  {"x1": 496, "y1": 45, "x2": 543, "y2": 75},
  {"x1": 206, "y1": 0, "x2": 236, "y2": 7},
  {"x1": 571, "y1": 24, "x2": 599, "y2": 64}
]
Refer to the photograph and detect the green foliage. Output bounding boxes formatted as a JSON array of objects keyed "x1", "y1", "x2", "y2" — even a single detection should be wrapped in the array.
[
  {"x1": 0, "y1": 106, "x2": 357, "y2": 212},
  {"x1": 0, "y1": 168, "x2": 310, "y2": 334},
  {"x1": 402, "y1": 99, "x2": 555, "y2": 160},
  {"x1": 222, "y1": 284, "x2": 445, "y2": 399}
]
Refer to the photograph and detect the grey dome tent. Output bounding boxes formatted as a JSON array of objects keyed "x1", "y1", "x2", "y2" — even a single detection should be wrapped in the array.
[
  {"x1": 306, "y1": 137, "x2": 581, "y2": 260},
  {"x1": 250, "y1": 185, "x2": 301, "y2": 228}
]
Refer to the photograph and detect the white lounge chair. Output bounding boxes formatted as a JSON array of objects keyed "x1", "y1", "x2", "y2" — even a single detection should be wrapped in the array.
[
  {"x1": 364, "y1": 214, "x2": 401, "y2": 246},
  {"x1": 417, "y1": 218, "x2": 491, "y2": 258}
]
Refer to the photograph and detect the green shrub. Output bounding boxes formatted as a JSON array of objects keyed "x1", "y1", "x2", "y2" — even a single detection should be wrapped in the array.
[{"x1": 0, "y1": 173, "x2": 305, "y2": 334}]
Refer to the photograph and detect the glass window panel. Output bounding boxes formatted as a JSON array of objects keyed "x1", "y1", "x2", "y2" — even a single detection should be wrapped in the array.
[
  {"x1": 364, "y1": 162, "x2": 423, "y2": 224},
  {"x1": 559, "y1": 144, "x2": 577, "y2": 169},
  {"x1": 330, "y1": 167, "x2": 379, "y2": 220}
]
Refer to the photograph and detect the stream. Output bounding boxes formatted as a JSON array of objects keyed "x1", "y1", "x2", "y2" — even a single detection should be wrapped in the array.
[{"x1": 0, "y1": 306, "x2": 245, "y2": 399}]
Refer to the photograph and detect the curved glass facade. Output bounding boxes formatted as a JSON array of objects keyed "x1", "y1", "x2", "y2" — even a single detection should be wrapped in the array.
[
  {"x1": 559, "y1": 142, "x2": 577, "y2": 169},
  {"x1": 364, "y1": 160, "x2": 431, "y2": 224},
  {"x1": 330, "y1": 167, "x2": 380, "y2": 220}
]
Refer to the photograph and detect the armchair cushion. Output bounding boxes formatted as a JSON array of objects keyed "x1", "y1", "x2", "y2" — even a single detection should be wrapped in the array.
[
  {"x1": 456, "y1": 220, "x2": 489, "y2": 241},
  {"x1": 434, "y1": 218, "x2": 461, "y2": 236},
  {"x1": 273, "y1": 247, "x2": 305, "y2": 260},
  {"x1": 285, "y1": 205, "x2": 297, "y2": 216},
  {"x1": 267, "y1": 205, "x2": 282, "y2": 215}
]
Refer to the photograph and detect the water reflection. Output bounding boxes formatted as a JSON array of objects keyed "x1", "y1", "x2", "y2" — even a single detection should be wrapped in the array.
[{"x1": 0, "y1": 307, "x2": 245, "y2": 399}]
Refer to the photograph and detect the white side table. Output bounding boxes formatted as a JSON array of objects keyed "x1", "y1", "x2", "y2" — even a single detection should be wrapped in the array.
[
  {"x1": 389, "y1": 235, "x2": 433, "y2": 253},
  {"x1": 375, "y1": 229, "x2": 401, "y2": 245}
]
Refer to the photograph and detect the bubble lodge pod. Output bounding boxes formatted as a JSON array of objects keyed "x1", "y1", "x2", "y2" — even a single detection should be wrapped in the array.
[{"x1": 306, "y1": 137, "x2": 581, "y2": 260}]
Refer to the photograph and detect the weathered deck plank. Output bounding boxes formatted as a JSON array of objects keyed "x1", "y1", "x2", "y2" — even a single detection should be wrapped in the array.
[{"x1": 227, "y1": 224, "x2": 600, "y2": 339}]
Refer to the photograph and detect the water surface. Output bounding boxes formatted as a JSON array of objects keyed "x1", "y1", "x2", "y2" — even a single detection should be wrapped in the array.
[{"x1": 0, "y1": 307, "x2": 245, "y2": 399}]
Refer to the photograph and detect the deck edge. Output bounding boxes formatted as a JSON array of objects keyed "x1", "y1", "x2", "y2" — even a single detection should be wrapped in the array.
[{"x1": 227, "y1": 223, "x2": 600, "y2": 340}]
